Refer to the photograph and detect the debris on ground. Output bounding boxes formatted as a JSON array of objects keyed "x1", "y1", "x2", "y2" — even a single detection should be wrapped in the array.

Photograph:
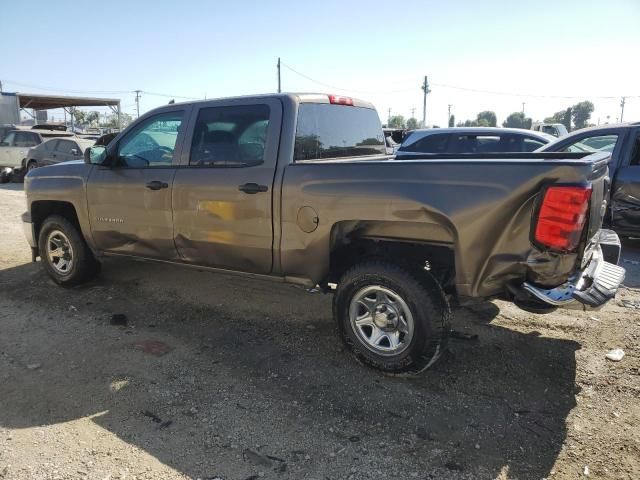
[
  {"x1": 583, "y1": 465, "x2": 590, "y2": 476},
  {"x1": 620, "y1": 299, "x2": 640, "y2": 309},
  {"x1": 450, "y1": 330, "x2": 479, "y2": 341},
  {"x1": 110, "y1": 313, "x2": 128, "y2": 326},
  {"x1": 133, "y1": 340, "x2": 172, "y2": 356},
  {"x1": 242, "y1": 448, "x2": 273, "y2": 467},
  {"x1": 26, "y1": 363, "x2": 41, "y2": 370},
  {"x1": 605, "y1": 349, "x2": 625, "y2": 362}
]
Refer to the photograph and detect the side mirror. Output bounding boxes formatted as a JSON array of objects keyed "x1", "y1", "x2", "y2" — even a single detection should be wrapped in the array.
[{"x1": 85, "y1": 145, "x2": 107, "y2": 165}]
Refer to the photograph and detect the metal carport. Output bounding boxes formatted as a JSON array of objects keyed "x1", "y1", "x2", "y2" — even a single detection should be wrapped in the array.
[{"x1": 16, "y1": 93, "x2": 121, "y2": 129}]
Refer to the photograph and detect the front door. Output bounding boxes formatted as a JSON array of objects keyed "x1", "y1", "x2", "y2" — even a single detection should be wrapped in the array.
[
  {"x1": 172, "y1": 99, "x2": 282, "y2": 274},
  {"x1": 86, "y1": 108, "x2": 189, "y2": 259},
  {"x1": 611, "y1": 130, "x2": 640, "y2": 235}
]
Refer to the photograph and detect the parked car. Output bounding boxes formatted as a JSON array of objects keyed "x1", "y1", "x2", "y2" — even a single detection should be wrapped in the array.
[
  {"x1": 0, "y1": 128, "x2": 75, "y2": 181},
  {"x1": 397, "y1": 127, "x2": 555, "y2": 155},
  {"x1": 22, "y1": 93, "x2": 624, "y2": 374},
  {"x1": 532, "y1": 122, "x2": 569, "y2": 137},
  {"x1": 539, "y1": 123, "x2": 640, "y2": 237},
  {"x1": 22, "y1": 137, "x2": 95, "y2": 173}
]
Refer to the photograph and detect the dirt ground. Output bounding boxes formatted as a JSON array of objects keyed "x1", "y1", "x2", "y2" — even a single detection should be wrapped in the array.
[{"x1": 0, "y1": 183, "x2": 638, "y2": 480}]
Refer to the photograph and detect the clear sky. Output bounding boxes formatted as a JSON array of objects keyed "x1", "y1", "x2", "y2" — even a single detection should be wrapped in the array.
[{"x1": 2, "y1": 0, "x2": 639, "y2": 126}]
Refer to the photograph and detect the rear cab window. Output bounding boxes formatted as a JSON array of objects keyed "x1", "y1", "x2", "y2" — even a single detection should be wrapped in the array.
[{"x1": 294, "y1": 103, "x2": 385, "y2": 161}]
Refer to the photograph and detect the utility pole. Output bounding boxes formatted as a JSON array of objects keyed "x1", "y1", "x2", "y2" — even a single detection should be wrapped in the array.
[
  {"x1": 447, "y1": 104, "x2": 452, "y2": 124},
  {"x1": 277, "y1": 57, "x2": 281, "y2": 93},
  {"x1": 410, "y1": 107, "x2": 416, "y2": 119},
  {"x1": 521, "y1": 102, "x2": 526, "y2": 114},
  {"x1": 421, "y1": 76, "x2": 430, "y2": 127},
  {"x1": 134, "y1": 90, "x2": 141, "y2": 118},
  {"x1": 620, "y1": 97, "x2": 626, "y2": 123},
  {"x1": 387, "y1": 108, "x2": 391, "y2": 126}
]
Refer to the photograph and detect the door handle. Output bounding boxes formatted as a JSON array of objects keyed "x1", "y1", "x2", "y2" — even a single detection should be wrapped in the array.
[
  {"x1": 238, "y1": 182, "x2": 268, "y2": 194},
  {"x1": 146, "y1": 180, "x2": 169, "y2": 190}
]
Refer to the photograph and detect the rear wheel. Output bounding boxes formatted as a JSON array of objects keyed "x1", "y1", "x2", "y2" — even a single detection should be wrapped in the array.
[
  {"x1": 333, "y1": 261, "x2": 450, "y2": 374},
  {"x1": 27, "y1": 160, "x2": 38, "y2": 172},
  {"x1": 38, "y1": 215, "x2": 101, "y2": 286}
]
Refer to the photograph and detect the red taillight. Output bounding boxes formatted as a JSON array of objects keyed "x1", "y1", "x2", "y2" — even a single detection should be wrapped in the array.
[
  {"x1": 328, "y1": 94, "x2": 354, "y2": 106},
  {"x1": 534, "y1": 185, "x2": 592, "y2": 251}
]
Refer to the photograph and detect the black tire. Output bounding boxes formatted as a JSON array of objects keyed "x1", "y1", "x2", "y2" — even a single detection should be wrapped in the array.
[
  {"x1": 333, "y1": 261, "x2": 450, "y2": 374},
  {"x1": 27, "y1": 160, "x2": 38, "y2": 172},
  {"x1": 38, "y1": 215, "x2": 101, "y2": 286}
]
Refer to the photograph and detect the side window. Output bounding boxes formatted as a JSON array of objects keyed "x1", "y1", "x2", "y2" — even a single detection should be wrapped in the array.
[
  {"x1": 189, "y1": 104, "x2": 270, "y2": 167},
  {"x1": 523, "y1": 138, "x2": 546, "y2": 152},
  {"x1": 0, "y1": 132, "x2": 15, "y2": 146},
  {"x1": 117, "y1": 111, "x2": 184, "y2": 168},
  {"x1": 57, "y1": 140, "x2": 75, "y2": 154},
  {"x1": 475, "y1": 135, "x2": 502, "y2": 152},
  {"x1": 630, "y1": 133, "x2": 640, "y2": 166},
  {"x1": 15, "y1": 132, "x2": 40, "y2": 147},
  {"x1": 401, "y1": 133, "x2": 450, "y2": 153},
  {"x1": 45, "y1": 140, "x2": 59, "y2": 152},
  {"x1": 562, "y1": 134, "x2": 619, "y2": 153}
]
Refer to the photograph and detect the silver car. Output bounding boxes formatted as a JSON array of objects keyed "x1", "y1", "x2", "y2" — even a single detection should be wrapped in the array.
[
  {"x1": 398, "y1": 127, "x2": 556, "y2": 155},
  {"x1": 23, "y1": 137, "x2": 95, "y2": 172}
]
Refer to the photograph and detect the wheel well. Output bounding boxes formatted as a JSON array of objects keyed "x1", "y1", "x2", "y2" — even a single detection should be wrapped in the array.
[
  {"x1": 329, "y1": 238, "x2": 456, "y2": 293},
  {"x1": 31, "y1": 201, "x2": 80, "y2": 242}
]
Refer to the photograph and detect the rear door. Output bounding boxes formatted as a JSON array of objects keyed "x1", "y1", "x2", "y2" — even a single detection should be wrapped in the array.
[
  {"x1": 39, "y1": 140, "x2": 60, "y2": 166},
  {"x1": 86, "y1": 107, "x2": 189, "y2": 259},
  {"x1": 172, "y1": 98, "x2": 282, "y2": 273}
]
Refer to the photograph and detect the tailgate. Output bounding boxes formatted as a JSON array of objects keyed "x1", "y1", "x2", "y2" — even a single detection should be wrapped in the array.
[{"x1": 584, "y1": 151, "x2": 611, "y2": 242}]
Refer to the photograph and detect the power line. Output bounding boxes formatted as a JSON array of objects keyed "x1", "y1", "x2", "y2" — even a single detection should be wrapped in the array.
[
  {"x1": 278, "y1": 63, "x2": 640, "y2": 100},
  {"x1": 1, "y1": 79, "x2": 130, "y2": 95},
  {"x1": 280, "y1": 63, "x2": 416, "y2": 94}
]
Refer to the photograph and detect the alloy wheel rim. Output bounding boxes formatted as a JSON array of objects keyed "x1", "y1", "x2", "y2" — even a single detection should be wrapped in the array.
[
  {"x1": 47, "y1": 230, "x2": 74, "y2": 275},
  {"x1": 348, "y1": 285, "x2": 414, "y2": 356}
]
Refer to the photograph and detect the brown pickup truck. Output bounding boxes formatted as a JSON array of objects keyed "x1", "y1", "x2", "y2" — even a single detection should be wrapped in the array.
[{"x1": 22, "y1": 93, "x2": 625, "y2": 373}]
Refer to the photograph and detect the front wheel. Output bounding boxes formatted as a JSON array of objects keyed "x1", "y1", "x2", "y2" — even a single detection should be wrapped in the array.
[
  {"x1": 333, "y1": 261, "x2": 450, "y2": 374},
  {"x1": 38, "y1": 215, "x2": 101, "y2": 286}
]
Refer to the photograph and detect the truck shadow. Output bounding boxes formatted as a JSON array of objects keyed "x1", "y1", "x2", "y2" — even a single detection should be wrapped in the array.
[{"x1": 0, "y1": 259, "x2": 579, "y2": 479}]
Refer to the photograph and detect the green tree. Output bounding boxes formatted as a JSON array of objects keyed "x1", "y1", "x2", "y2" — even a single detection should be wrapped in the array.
[
  {"x1": 477, "y1": 111, "x2": 497, "y2": 127},
  {"x1": 102, "y1": 113, "x2": 133, "y2": 129},
  {"x1": 571, "y1": 101, "x2": 594, "y2": 130},
  {"x1": 388, "y1": 115, "x2": 406, "y2": 129},
  {"x1": 406, "y1": 117, "x2": 419, "y2": 129},
  {"x1": 502, "y1": 112, "x2": 532, "y2": 129},
  {"x1": 448, "y1": 114, "x2": 455, "y2": 127},
  {"x1": 86, "y1": 111, "x2": 100, "y2": 126},
  {"x1": 71, "y1": 109, "x2": 86, "y2": 125}
]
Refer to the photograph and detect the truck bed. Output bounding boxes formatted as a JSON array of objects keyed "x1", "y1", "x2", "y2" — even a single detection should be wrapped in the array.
[{"x1": 280, "y1": 151, "x2": 611, "y2": 298}]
